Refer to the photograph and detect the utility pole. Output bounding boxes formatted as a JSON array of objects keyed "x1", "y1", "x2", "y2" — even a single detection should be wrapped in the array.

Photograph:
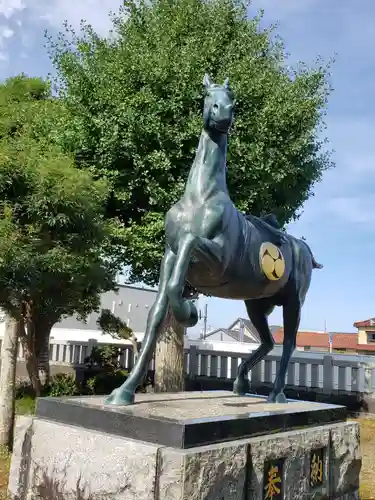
[
  {"x1": 325, "y1": 320, "x2": 332, "y2": 354},
  {"x1": 202, "y1": 303, "x2": 208, "y2": 339}
]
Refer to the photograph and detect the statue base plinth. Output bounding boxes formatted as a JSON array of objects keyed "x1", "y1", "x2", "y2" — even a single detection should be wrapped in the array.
[{"x1": 8, "y1": 391, "x2": 360, "y2": 499}]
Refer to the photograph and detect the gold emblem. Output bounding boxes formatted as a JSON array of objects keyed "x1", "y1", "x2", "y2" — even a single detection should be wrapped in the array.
[{"x1": 259, "y1": 242, "x2": 285, "y2": 281}]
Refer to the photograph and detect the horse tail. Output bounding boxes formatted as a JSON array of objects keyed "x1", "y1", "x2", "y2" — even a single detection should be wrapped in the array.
[
  {"x1": 312, "y1": 255, "x2": 323, "y2": 270},
  {"x1": 300, "y1": 239, "x2": 323, "y2": 269}
]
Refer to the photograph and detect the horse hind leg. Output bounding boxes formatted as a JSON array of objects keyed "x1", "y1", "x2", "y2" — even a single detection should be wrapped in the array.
[
  {"x1": 233, "y1": 298, "x2": 275, "y2": 395},
  {"x1": 267, "y1": 295, "x2": 301, "y2": 404}
]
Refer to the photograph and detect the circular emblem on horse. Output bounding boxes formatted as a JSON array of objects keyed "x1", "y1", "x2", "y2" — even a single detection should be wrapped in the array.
[{"x1": 259, "y1": 242, "x2": 285, "y2": 281}]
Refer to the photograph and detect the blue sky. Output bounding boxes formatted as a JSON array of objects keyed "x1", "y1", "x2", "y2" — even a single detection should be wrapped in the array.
[{"x1": 0, "y1": 0, "x2": 373, "y2": 334}]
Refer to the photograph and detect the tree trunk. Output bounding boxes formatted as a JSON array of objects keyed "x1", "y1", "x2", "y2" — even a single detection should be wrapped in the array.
[
  {"x1": 0, "y1": 316, "x2": 19, "y2": 449},
  {"x1": 19, "y1": 312, "x2": 53, "y2": 396},
  {"x1": 35, "y1": 324, "x2": 52, "y2": 387},
  {"x1": 154, "y1": 306, "x2": 185, "y2": 393},
  {"x1": 19, "y1": 319, "x2": 41, "y2": 397},
  {"x1": 22, "y1": 341, "x2": 41, "y2": 397}
]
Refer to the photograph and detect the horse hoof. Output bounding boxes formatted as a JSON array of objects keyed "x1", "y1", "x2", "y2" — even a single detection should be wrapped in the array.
[
  {"x1": 104, "y1": 388, "x2": 135, "y2": 406},
  {"x1": 173, "y1": 301, "x2": 198, "y2": 327},
  {"x1": 266, "y1": 392, "x2": 287, "y2": 404},
  {"x1": 233, "y1": 377, "x2": 250, "y2": 396},
  {"x1": 187, "y1": 301, "x2": 199, "y2": 327}
]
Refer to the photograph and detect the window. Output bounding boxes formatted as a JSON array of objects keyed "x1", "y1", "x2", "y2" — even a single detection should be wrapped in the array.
[{"x1": 367, "y1": 332, "x2": 375, "y2": 342}]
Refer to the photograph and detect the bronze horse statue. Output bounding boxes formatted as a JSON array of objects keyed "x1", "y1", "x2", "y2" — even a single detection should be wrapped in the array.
[{"x1": 105, "y1": 74, "x2": 323, "y2": 406}]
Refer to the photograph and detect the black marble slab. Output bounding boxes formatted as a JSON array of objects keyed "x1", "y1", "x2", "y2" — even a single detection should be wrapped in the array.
[{"x1": 35, "y1": 391, "x2": 347, "y2": 449}]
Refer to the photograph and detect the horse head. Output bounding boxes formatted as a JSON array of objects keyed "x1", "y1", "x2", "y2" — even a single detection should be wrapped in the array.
[{"x1": 202, "y1": 73, "x2": 235, "y2": 134}]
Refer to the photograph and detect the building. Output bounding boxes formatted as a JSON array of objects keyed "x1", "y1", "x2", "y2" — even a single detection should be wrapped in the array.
[
  {"x1": 272, "y1": 317, "x2": 375, "y2": 355},
  {"x1": 199, "y1": 317, "x2": 260, "y2": 344},
  {"x1": 188, "y1": 317, "x2": 278, "y2": 353},
  {"x1": 353, "y1": 318, "x2": 375, "y2": 353},
  {"x1": 50, "y1": 284, "x2": 158, "y2": 343}
]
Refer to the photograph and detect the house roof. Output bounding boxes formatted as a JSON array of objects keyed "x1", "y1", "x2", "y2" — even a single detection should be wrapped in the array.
[
  {"x1": 204, "y1": 327, "x2": 257, "y2": 343},
  {"x1": 273, "y1": 328, "x2": 358, "y2": 350},
  {"x1": 205, "y1": 320, "x2": 375, "y2": 353},
  {"x1": 273, "y1": 327, "x2": 375, "y2": 353},
  {"x1": 227, "y1": 317, "x2": 261, "y2": 343},
  {"x1": 225, "y1": 328, "x2": 257, "y2": 343},
  {"x1": 353, "y1": 318, "x2": 375, "y2": 328},
  {"x1": 356, "y1": 343, "x2": 375, "y2": 352}
]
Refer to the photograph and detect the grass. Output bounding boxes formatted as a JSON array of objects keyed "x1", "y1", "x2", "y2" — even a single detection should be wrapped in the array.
[
  {"x1": 0, "y1": 446, "x2": 10, "y2": 499},
  {"x1": 0, "y1": 396, "x2": 35, "y2": 499},
  {"x1": 15, "y1": 396, "x2": 36, "y2": 416},
  {"x1": 358, "y1": 417, "x2": 375, "y2": 499},
  {"x1": 0, "y1": 408, "x2": 372, "y2": 498}
]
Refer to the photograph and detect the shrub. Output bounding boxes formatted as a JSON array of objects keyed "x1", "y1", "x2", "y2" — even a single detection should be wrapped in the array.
[
  {"x1": 16, "y1": 396, "x2": 36, "y2": 415},
  {"x1": 45, "y1": 373, "x2": 78, "y2": 397},
  {"x1": 84, "y1": 344, "x2": 130, "y2": 395},
  {"x1": 84, "y1": 344, "x2": 123, "y2": 370},
  {"x1": 83, "y1": 344, "x2": 154, "y2": 395},
  {"x1": 15, "y1": 379, "x2": 36, "y2": 399},
  {"x1": 86, "y1": 369, "x2": 128, "y2": 395}
]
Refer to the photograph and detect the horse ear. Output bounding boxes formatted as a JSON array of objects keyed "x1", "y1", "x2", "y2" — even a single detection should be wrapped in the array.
[
  {"x1": 223, "y1": 77, "x2": 230, "y2": 88},
  {"x1": 203, "y1": 73, "x2": 212, "y2": 88}
]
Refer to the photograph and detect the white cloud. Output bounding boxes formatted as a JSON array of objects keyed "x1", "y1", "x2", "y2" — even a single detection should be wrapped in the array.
[
  {"x1": 0, "y1": 0, "x2": 25, "y2": 62},
  {"x1": 249, "y1": 0, "x2": 317, "y2": 21},
  {"x1": 327, "y1": 119, "x2": 375, "y2": 178},
  {"x1": 327, "y1": 196, "x2": 375, "y2": 224},
  {"x1": 0, "y1": 0, "x2": 25, "y2": 19},
  {"x1": 1, "y1": 26, "x2": 13, "y2": 38},
  {"x1": 34, "y1": 0, "x2": 121, "y2": 36}
]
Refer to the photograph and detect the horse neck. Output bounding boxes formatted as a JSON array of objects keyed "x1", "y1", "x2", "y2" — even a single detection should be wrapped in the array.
[{"x1": 184, "y1": 128, "x2": 228, "y2": 202}]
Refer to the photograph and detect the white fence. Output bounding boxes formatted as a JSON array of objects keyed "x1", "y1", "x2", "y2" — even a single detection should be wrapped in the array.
[
  {"x1": 185, "y1": 346, "x2": 375, "y2": 395},
  {"x1": 9, "y1": 338, "x2": 134, "y2": 370},
  {"x1": 5, "y1": 337, "x2": 375, "y2": 395}
]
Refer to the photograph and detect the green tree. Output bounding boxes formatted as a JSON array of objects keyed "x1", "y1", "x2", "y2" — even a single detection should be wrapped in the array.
[
  {"x1": 0, "y1": 76, "x2": 123, "y2": 396},
  {"x1": 97, "y1": 308, "x2": 138, "y2": 355},
  {"x1": 46, "y1": 0, "x2": 333, "y2": 390}
]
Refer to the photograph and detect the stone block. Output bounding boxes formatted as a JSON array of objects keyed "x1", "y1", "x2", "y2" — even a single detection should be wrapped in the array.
[
  {"x1": 7, "y1": 416, "x2": 33, "y2": 500},
  {"x1": 247, "y1": 425, "x2": 330, "y2": 499},
  {"x1": 9, "y1": 416, "x2": 160, "y2": 500},
  {"x1": 7, "y1": 393, "x2": 360, "y2": 500},
  {"x1": 330, "y1": 421, "x2": 361, "y2": 498},
  {"x1": 35, "y1": 392, "x2": 346, "y2": 449},
  {"x1": 335, "y1": 492, "x2": 360, "y2": 500},
  {"x1": 158, "y1": 440, "x2": 248, "y2": 500}
]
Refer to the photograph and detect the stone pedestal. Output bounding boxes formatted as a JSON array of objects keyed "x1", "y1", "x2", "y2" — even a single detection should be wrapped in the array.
[{"x1": 8, "y1": 391, "x2": 361, "y2": 499}]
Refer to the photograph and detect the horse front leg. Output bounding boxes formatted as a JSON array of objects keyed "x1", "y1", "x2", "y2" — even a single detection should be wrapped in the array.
[
  {"x1": 105, "y1": 247, "x2": 176, "y2": 406},
  {"x1": 167, "y1": 235, "x2": 199, "y2": 327}
]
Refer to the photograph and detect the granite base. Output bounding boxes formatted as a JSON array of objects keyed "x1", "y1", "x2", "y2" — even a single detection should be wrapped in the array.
[{"x1": 7, "y1": 391, "x2": 361, "y2": 500}]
